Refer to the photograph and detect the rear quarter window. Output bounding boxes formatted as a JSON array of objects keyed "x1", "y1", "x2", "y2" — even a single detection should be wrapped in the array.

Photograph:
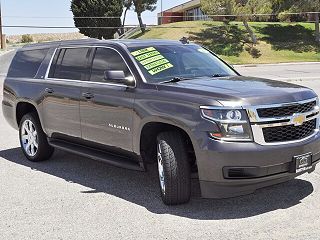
[{"x1": 7, "y1": 48, "x2": 49, "y2": 78}]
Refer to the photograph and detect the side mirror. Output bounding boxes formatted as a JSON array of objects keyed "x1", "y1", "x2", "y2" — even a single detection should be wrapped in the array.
[
  {"x1": 104, "y1": 70, "x2": 125, "y2": 81},
  {"x1": 103, "y1": 70, "x2": 134, "y2": 86}
]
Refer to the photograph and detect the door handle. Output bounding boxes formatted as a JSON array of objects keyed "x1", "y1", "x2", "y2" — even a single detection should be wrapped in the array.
[
  {"x1": 82, "y1": 92, "x2": 94, "y2": 99},
  {"x1": 45, "y1": 88, "x2": 54, "y2": 94}
]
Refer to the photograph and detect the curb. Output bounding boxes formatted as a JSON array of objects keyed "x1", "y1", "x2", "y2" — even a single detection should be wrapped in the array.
[
  {"x1": 276, "y1": 77, "x2": 320, "y2": 82},
  {"x1": 0, "y1": 49, "x2": 14, "y2": 57},
  {"x1": 235, "y1": 62, "x2": 320, "y2": 67}
]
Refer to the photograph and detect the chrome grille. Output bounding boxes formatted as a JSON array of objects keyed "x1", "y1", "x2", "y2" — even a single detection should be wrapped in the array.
[
  {"x1": 262, "y1": 119, "x2": 316, "y2": 143},
  {"x1": 257, "y1": 101, "x2": 316, "y2": 118},
  {"x1": 247, "y1": 98, "x2": 319, "y2": 145}
]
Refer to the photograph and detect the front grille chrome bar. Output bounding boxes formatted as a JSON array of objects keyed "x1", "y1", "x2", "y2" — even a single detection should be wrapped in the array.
[{"x1": 246, "y1": 97, "x2": 320, "y2": 145}]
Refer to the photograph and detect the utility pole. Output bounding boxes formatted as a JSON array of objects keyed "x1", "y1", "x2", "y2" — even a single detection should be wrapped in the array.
[{"x1": 0, "y1": 0, "x2": 4, "y2": 49}]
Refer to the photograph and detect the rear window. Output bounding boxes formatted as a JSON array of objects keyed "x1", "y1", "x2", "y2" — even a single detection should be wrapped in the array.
[
  {"x1": 48, "y1": 47, "x2": 90, "y2": 80},
  {"x1": 7, "y1": 48, "x2": 49, "y2": 78}
]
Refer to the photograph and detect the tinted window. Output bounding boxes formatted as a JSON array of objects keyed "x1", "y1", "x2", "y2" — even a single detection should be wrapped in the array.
[
  {"x1": 8, "y1": 48, "x2": 49, "y2": 78},
  {"x1": 49, "y1": 47, "x2": 90, "y2": 80},
  {"x1": 90, "y1": 48, "x2": 132, "y2": 83}
]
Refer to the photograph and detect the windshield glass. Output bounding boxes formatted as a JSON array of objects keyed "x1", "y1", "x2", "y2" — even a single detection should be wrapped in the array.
[{"x1": 129, "y1": 44, "x2": 237, "y2": 83}]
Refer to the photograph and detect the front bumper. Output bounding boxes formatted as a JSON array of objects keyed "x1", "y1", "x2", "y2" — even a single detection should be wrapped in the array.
[{"x1": 195, "y1": 131, "x2": 320, "y2": 199}]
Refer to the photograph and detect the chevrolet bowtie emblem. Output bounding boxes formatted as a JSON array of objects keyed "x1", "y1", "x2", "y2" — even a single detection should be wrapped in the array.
[{"x1": 291, "y1": 114, "x2": 306, "y2": 126}]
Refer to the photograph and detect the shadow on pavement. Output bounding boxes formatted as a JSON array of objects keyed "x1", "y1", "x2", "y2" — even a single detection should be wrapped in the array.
[{"x1": 0, "y1": 147, "x2": 314, "y2": 220}]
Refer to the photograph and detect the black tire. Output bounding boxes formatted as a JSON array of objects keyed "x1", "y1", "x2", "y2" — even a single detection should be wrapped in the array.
[
  {"x1": 157, "y1": 131, "x2": 191, "y2": 205},
  {"x1": 19, "y1": 112, "x2": 54, "y2": 162}
]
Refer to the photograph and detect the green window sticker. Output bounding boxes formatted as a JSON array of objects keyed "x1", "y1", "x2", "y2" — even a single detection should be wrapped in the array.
[
  {"x1": 140, "y1": 55, "x2": 164, "y2": 65},
  {"x1": 144, "y1": 59, "x2": 169, "y2": 70},
  {"x1": 148, "y1": 63, "x2": 173, "y2": 75},
  {"x1": 135, "y1": 51, "x2": 161, "y2": 61},
  {"x1": 131, "y1": 47, "x2": 156, "y2": 57},
  {"x1": 131, "y1": 47, "x2": 174, "y2": 76}
]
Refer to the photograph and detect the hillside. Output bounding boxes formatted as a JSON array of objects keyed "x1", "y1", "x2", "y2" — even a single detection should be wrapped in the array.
[
  {"x1": 130, "y1": 21, "x2": 320, "y2": 65},
  {"x1": 6, "y1": 32, "x2": 85, "y2": 45}
]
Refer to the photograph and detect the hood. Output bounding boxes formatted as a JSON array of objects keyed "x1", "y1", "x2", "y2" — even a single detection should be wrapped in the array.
[{"x1": 157, "y1": 76, "x2": 317, "y2": 106}]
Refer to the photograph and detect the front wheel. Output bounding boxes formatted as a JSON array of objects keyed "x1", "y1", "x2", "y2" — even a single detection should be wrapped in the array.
[
  {"x1": 157, "y1": 131, "x2": 191, "y2": 205},
  {"x1": 19, "y1": 112, "x2": 54, "y2": 162}
]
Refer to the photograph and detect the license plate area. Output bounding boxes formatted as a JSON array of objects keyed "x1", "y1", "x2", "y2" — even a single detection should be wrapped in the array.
[{"x1": 294, "y1": 153, "x2": 313, "y2": 173}]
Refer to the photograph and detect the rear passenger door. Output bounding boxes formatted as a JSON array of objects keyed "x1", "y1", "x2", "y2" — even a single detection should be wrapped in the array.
[
  {"x1": 80, "y1": 47, "x2": 135, "y2": 152},
  {"x1": 43, "y1": 47, "x2": 91, "y2": 138}
]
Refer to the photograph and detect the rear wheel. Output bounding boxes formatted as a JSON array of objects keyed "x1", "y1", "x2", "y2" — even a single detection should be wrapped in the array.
[
  {"x1": 19, "y1": 112, "x2": 54, "y2": 162},
  {"x1": 157, "y1": 131, "x2": 191, "y2": 205}
]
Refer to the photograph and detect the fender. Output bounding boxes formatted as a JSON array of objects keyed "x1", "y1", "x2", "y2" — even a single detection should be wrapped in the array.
[
  {"x1": 133, "y1": 115, "x2": 199, "y2": 156},
  {"x1": 14, "y1": 98, "x2": 45, "y2": 132}
]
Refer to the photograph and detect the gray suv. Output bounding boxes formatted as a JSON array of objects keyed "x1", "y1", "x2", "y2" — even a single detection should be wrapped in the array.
[{"x1": 2, "y1": 39, "x2": 320, "y2": 205}]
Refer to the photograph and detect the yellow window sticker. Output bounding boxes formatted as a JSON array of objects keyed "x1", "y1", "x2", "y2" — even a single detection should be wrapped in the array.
[
  {"x1": 148, "y1": 63, "x2": 174, "y2": 75},
  {"x1": 135, "y1": 51, "x2": 161, "y2": 61},
  {"x1": 145, "y1": 59, "x2": 169, "y2": 70},
  {"x1": 140, "y1": 55, "x2": 164, "y2": 65},
  {"x1": 131, "y1": 47, "x2": 174, "y2": 76},
  {"x1": 131, "y1": 47, "x2": 156, "y2": 57}
]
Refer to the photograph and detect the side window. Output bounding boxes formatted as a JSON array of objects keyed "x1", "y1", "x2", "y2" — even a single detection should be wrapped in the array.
[
  {"x1": 48, "y1": 47, "x2": 90, "y2": 80},
  {"x1": 90, "y1": 48, "x2": 132, "y2": 83},
  {"x1": 8, "y1": 48, "x2": 49, "y2": 78}
]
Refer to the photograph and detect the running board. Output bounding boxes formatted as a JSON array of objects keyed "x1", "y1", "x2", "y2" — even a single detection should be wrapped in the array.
[{"x1": 48, "y1": 139, "x2": 144, "y2": 171}]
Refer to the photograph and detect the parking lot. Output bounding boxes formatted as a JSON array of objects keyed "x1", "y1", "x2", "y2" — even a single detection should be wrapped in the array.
[{"x1": 1, "y1": 51, "x2": 320, "y2": 240}]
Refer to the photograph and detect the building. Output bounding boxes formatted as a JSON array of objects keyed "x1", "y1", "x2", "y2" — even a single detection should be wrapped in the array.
[{"x1": 157, "y1": 0, "x2": 209, "y2": 25}]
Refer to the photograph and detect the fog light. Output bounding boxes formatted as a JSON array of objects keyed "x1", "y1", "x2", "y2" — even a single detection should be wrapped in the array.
[{"x1": 227, "y1": 125, "x2": 244, "y2": 135}]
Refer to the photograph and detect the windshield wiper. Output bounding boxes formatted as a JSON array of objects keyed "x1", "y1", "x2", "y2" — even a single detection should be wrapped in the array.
[
  {"x1": 212, "y1": 74, "x2": 227, "y2": 77},
  {"x1": 160, "y1": 74, "x2": 227, "y2": 84},
  {"x1": 160, "y1": 77, "x2": 186, "y2": 84}
]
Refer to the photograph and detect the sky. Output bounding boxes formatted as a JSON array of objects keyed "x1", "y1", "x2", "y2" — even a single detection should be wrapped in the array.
[{"x1": 1, "y1": 0, "x2": 188, "y2": 35}]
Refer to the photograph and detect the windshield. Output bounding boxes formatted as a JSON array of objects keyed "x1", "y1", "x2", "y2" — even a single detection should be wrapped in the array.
[{"x1": 129, "y1": 44, "x2": 237, "y2": 83}]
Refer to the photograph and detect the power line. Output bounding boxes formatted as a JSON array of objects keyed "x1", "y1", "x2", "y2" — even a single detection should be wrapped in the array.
[
  {"x1": 2, "y1": 12, "x2": 320, "y2": 19},
  {"x1": 1, "y1": 25, "x2": 203, "y2": 29},
  {"x1": 2, "y1": 25, "x2": 145, "y2": 29}
]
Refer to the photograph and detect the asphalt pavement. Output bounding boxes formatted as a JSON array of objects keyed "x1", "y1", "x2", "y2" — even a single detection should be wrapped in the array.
[
  {"x1": 235, "y1": 62, "x2": 320, "y2": 81},
  {"x1": 0, "y1": 51, "x2": 320, "y2": 240}
]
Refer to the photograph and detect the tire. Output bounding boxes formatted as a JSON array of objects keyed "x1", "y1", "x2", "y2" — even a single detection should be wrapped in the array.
[
  {"x1": 19, "y1": 112, "x2": 54, "y2": 162},
  {"x1": 157, "y1": 131, "x2": 191, "y2": 205}
]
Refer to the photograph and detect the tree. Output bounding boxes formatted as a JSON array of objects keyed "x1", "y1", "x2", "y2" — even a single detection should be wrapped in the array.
[
  {"x1": 234, "y1": 0, "x2": 273, "y2": 44},
  {"x1": 123, "y1": 0, "x2": 133, "y2": 27},
  {"x1": 71, "y1": 0, "x2": 123, "y2": 39},
  {"x1": 201, "y1": 0, "x2": 272, "y2": 44},
  {"x1": 119, "y1": 0, "x2": 133, "y2": 35},
  {"x1": 282, "y1": 0, "x2": 320, "y2": 43},
  {"x1": 201, "y1": 0, "x2": 235, "y2": 22},
  {"x1": 132, "y1": 0, "x2": 157, "y2": 33}
]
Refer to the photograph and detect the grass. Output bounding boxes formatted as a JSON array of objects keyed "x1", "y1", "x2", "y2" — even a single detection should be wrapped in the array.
[{"x1": 130, "y1": 21, "x2": 320, "y2": 65}]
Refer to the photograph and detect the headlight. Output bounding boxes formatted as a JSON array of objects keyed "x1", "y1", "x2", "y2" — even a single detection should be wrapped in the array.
[{"x1": 201, "y1": 107, "x2": 253, "y2": 141}]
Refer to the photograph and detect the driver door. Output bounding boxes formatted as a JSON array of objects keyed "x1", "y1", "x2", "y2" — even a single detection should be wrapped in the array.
[{"x1": 80, "y1": 47, "x2": 135, "y2": 152}]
